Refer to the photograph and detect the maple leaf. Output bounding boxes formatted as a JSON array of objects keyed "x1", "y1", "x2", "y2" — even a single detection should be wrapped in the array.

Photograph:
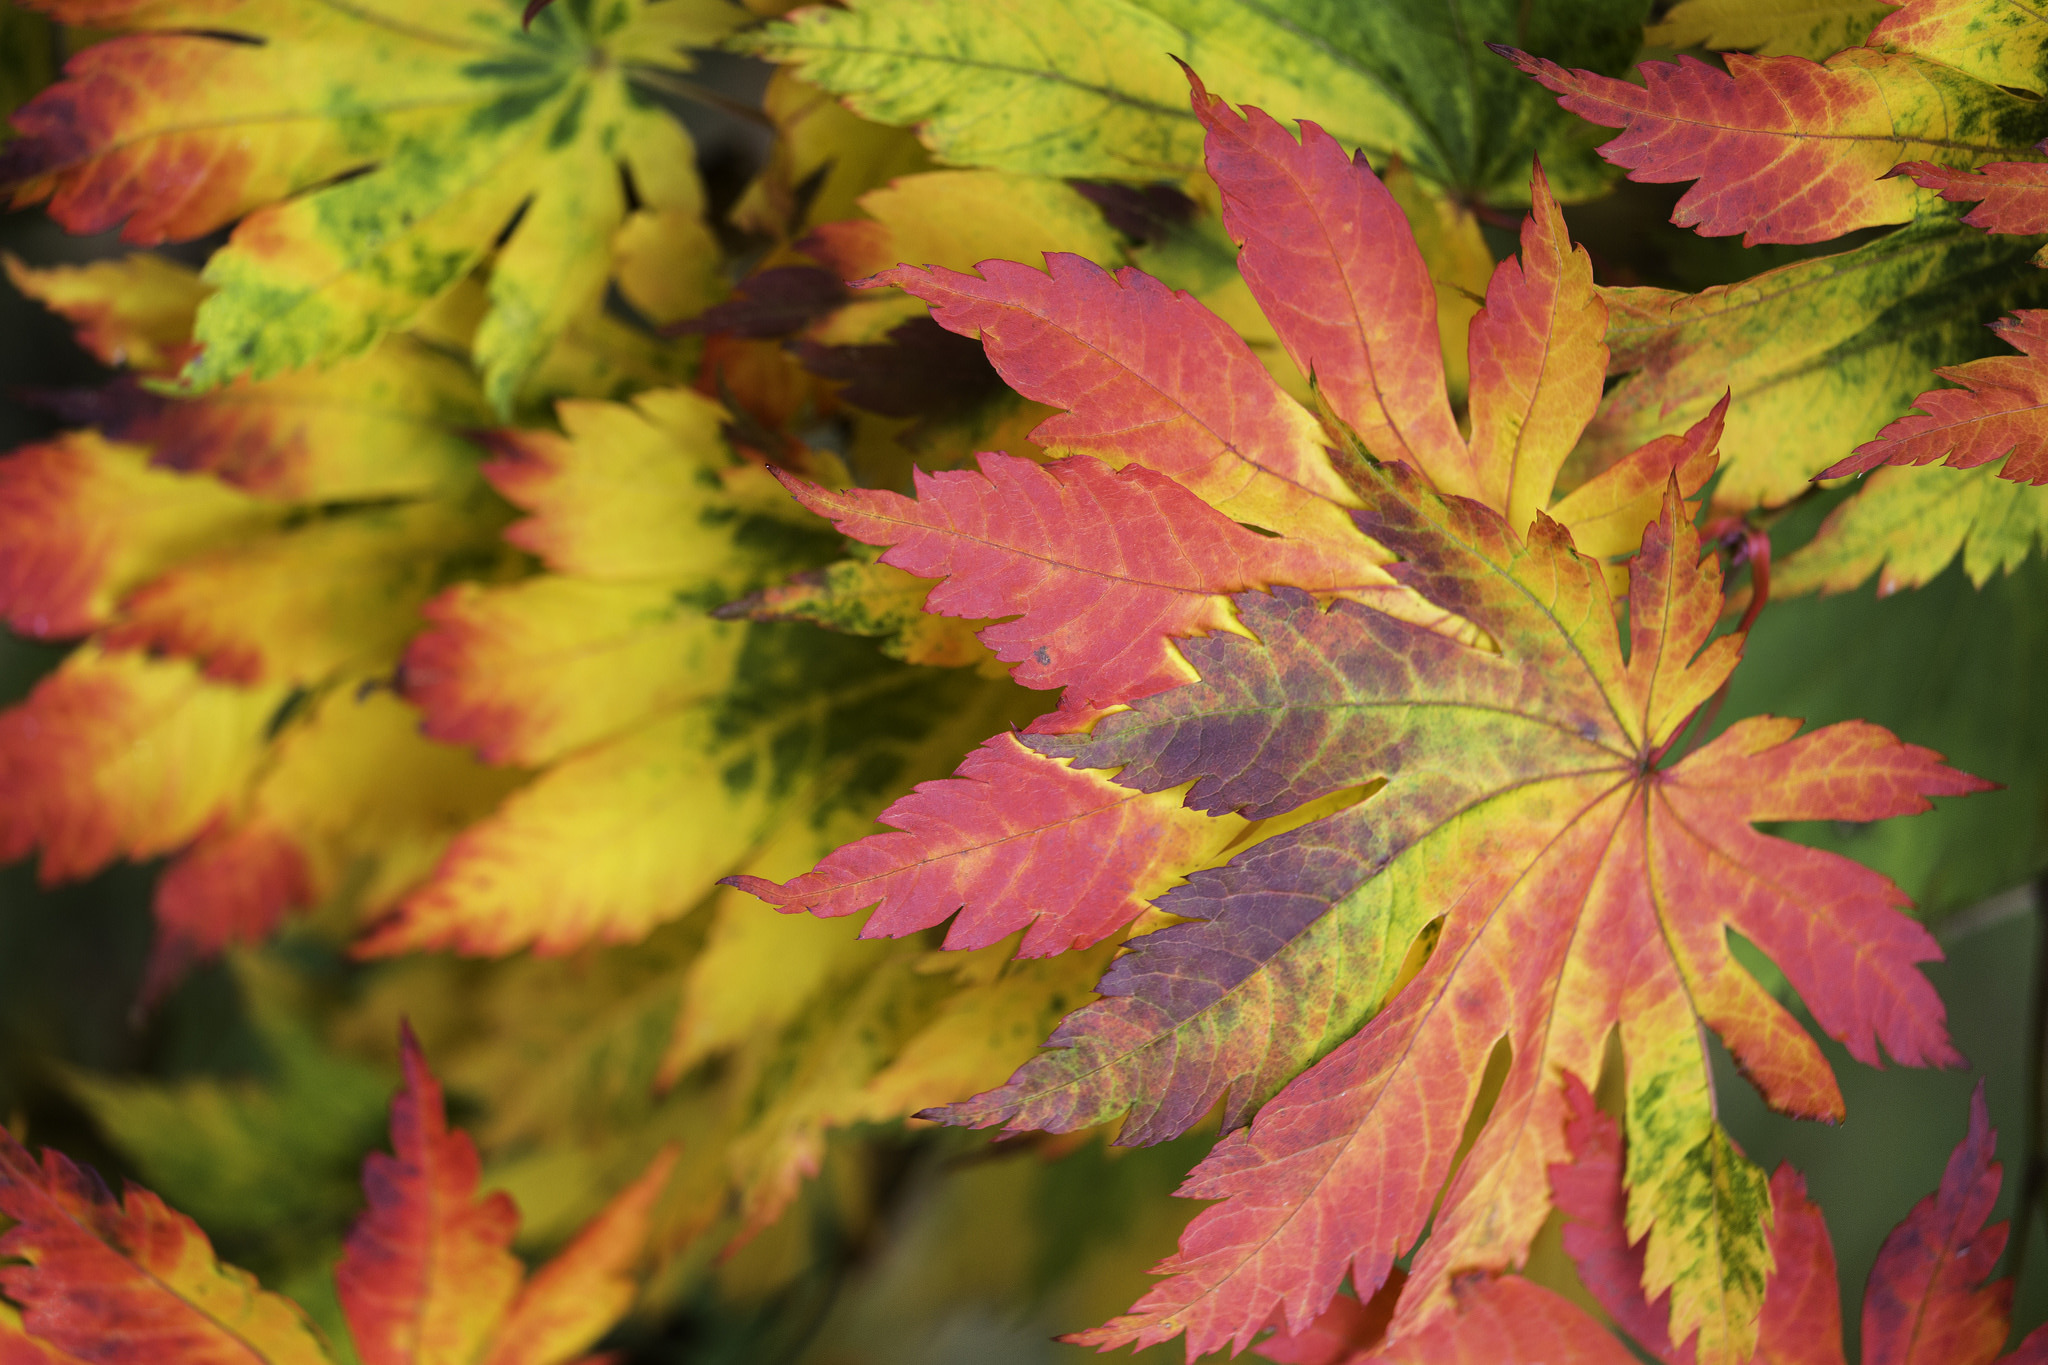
[
  {"x1": 1646, "y1": 0, "x2": 1892, "y2": 59},
  {"x1": 0, "y1": 1025, "x2": 675, "y2": 1365},
  {"x1": 1007, "y1": 473, "x2": 1977, "y2": 1362},
  {"x1": 708, "y1": 83, "x2": 1984, "y2": 1355},
  {"x1": 0, "y1": 0, "x2": 739, "y2": 411},
  {"x1": 743, "y1": 0, "x2": 1649, "y2": 203},
  {"x1": 1506, "y1": 35, "x2": 2048, "y2": 245}
]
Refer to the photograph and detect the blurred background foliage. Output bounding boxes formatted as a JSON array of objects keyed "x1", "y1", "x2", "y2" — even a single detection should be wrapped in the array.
[{"x1": 0, "y1": 3, "x2": 2045, "y2": 1362}]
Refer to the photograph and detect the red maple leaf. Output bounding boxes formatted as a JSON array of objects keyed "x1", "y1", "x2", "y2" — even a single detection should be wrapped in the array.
[{"x1": 1504, "y1": 42, "x2": 2046, "y2": 245}]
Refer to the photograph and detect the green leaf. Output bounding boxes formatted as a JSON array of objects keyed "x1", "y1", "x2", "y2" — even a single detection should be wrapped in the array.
[
  {"x1": 1581, "y1": 218, "x2": 2048, "y2": 508},
  {"x1": 741, "y1": 0, "x2": 1649, "y2": 201}
]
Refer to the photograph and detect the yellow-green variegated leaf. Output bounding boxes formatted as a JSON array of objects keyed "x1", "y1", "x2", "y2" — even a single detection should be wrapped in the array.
[
  {"x1": 1777, "y1": 461, "x2": 2048, "y2": 596},
  {"x1": 1647, "y1": 0, "x2": 1890, "y2": 58},
  {"x1": 740, "y1": 0, "x2": 1650, "y2": 203},
  {"x1": 1, "y1": 0, "x2": 744, "y2": 412},
  {"x1": 381, "y1": 386, "x2": 1048, "y2": 957},
  {"x1": 1576, "y1": 219, "x2": 2048, "y2": 508}
]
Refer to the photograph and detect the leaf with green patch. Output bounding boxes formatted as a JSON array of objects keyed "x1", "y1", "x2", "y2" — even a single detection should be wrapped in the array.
[
  {"x1": 742, "y1": 0, "x2": 1650, "y2": 203},
  {"x1": 1, "y1": 0, "x2": 743, "y2": 411}
]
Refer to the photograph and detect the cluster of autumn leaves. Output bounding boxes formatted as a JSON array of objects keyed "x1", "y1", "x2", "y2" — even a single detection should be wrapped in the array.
[{"x1": 2, "y1": 0, "x2": 2048, "y2": 1360}]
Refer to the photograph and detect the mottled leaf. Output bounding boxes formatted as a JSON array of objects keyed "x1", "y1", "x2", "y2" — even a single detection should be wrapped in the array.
[
  {"x1": 743, "y1": 0, "x2": 1650, "y2": 202},
  {"x1": 1870, "y1": 0, "x2": 2048, "y2": 97},
  {"x1": 1584, "y1": 220, "x2": 2048, "y2": 508},
  {"x1": 10, "y1": 254, "x2": 494, "y2": 499},
  {"x1": 381, "y1": 622, "x2": 1036, "y2": 956},
  {"x1": 712, "y1": 558, "x2": 998, "y2": 671},
  {"x1": 1, "y1": 0, "x2": 740, "y2": 408},
  {"x1": 1648, "y1": 0, "x2": 1890, "y2": 59}
]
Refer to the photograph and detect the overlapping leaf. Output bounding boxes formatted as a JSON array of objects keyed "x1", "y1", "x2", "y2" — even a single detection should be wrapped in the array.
[
  {"x1": 0, "y1": 255, "x2": 528, "y2": 999},
  {"x1": 336, "y1": 867, "x2": 1123, "y2": 1267},
  {"x1": 1268, "y1": 1080, "x2": 2047, "y2": 1365},
  {"x1": 0, "y1": 1026, "x2": 674, "y2": 1365},
  {"x1": 740, "y1": 77, "x2": 1727, "y2": 973},
  {"x1": 1522, "y1": 1, "x2": 2048, "y2": 590},
  {"x1": 0, "y1": 0, "x2": 737, "y2": 410},
  {"x1": 378, "y1": 385, "x2": 1046, "y2": 957},
  {"x1": 742, "y1": 0, "x2": 1648, "y2": 202},
  {"x1": 1579, "y1": 220, "x2": 2048, "y2": 510},
  {"x1": 1786, "y1": 307, "x2": 2048, "y2": 591}
]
